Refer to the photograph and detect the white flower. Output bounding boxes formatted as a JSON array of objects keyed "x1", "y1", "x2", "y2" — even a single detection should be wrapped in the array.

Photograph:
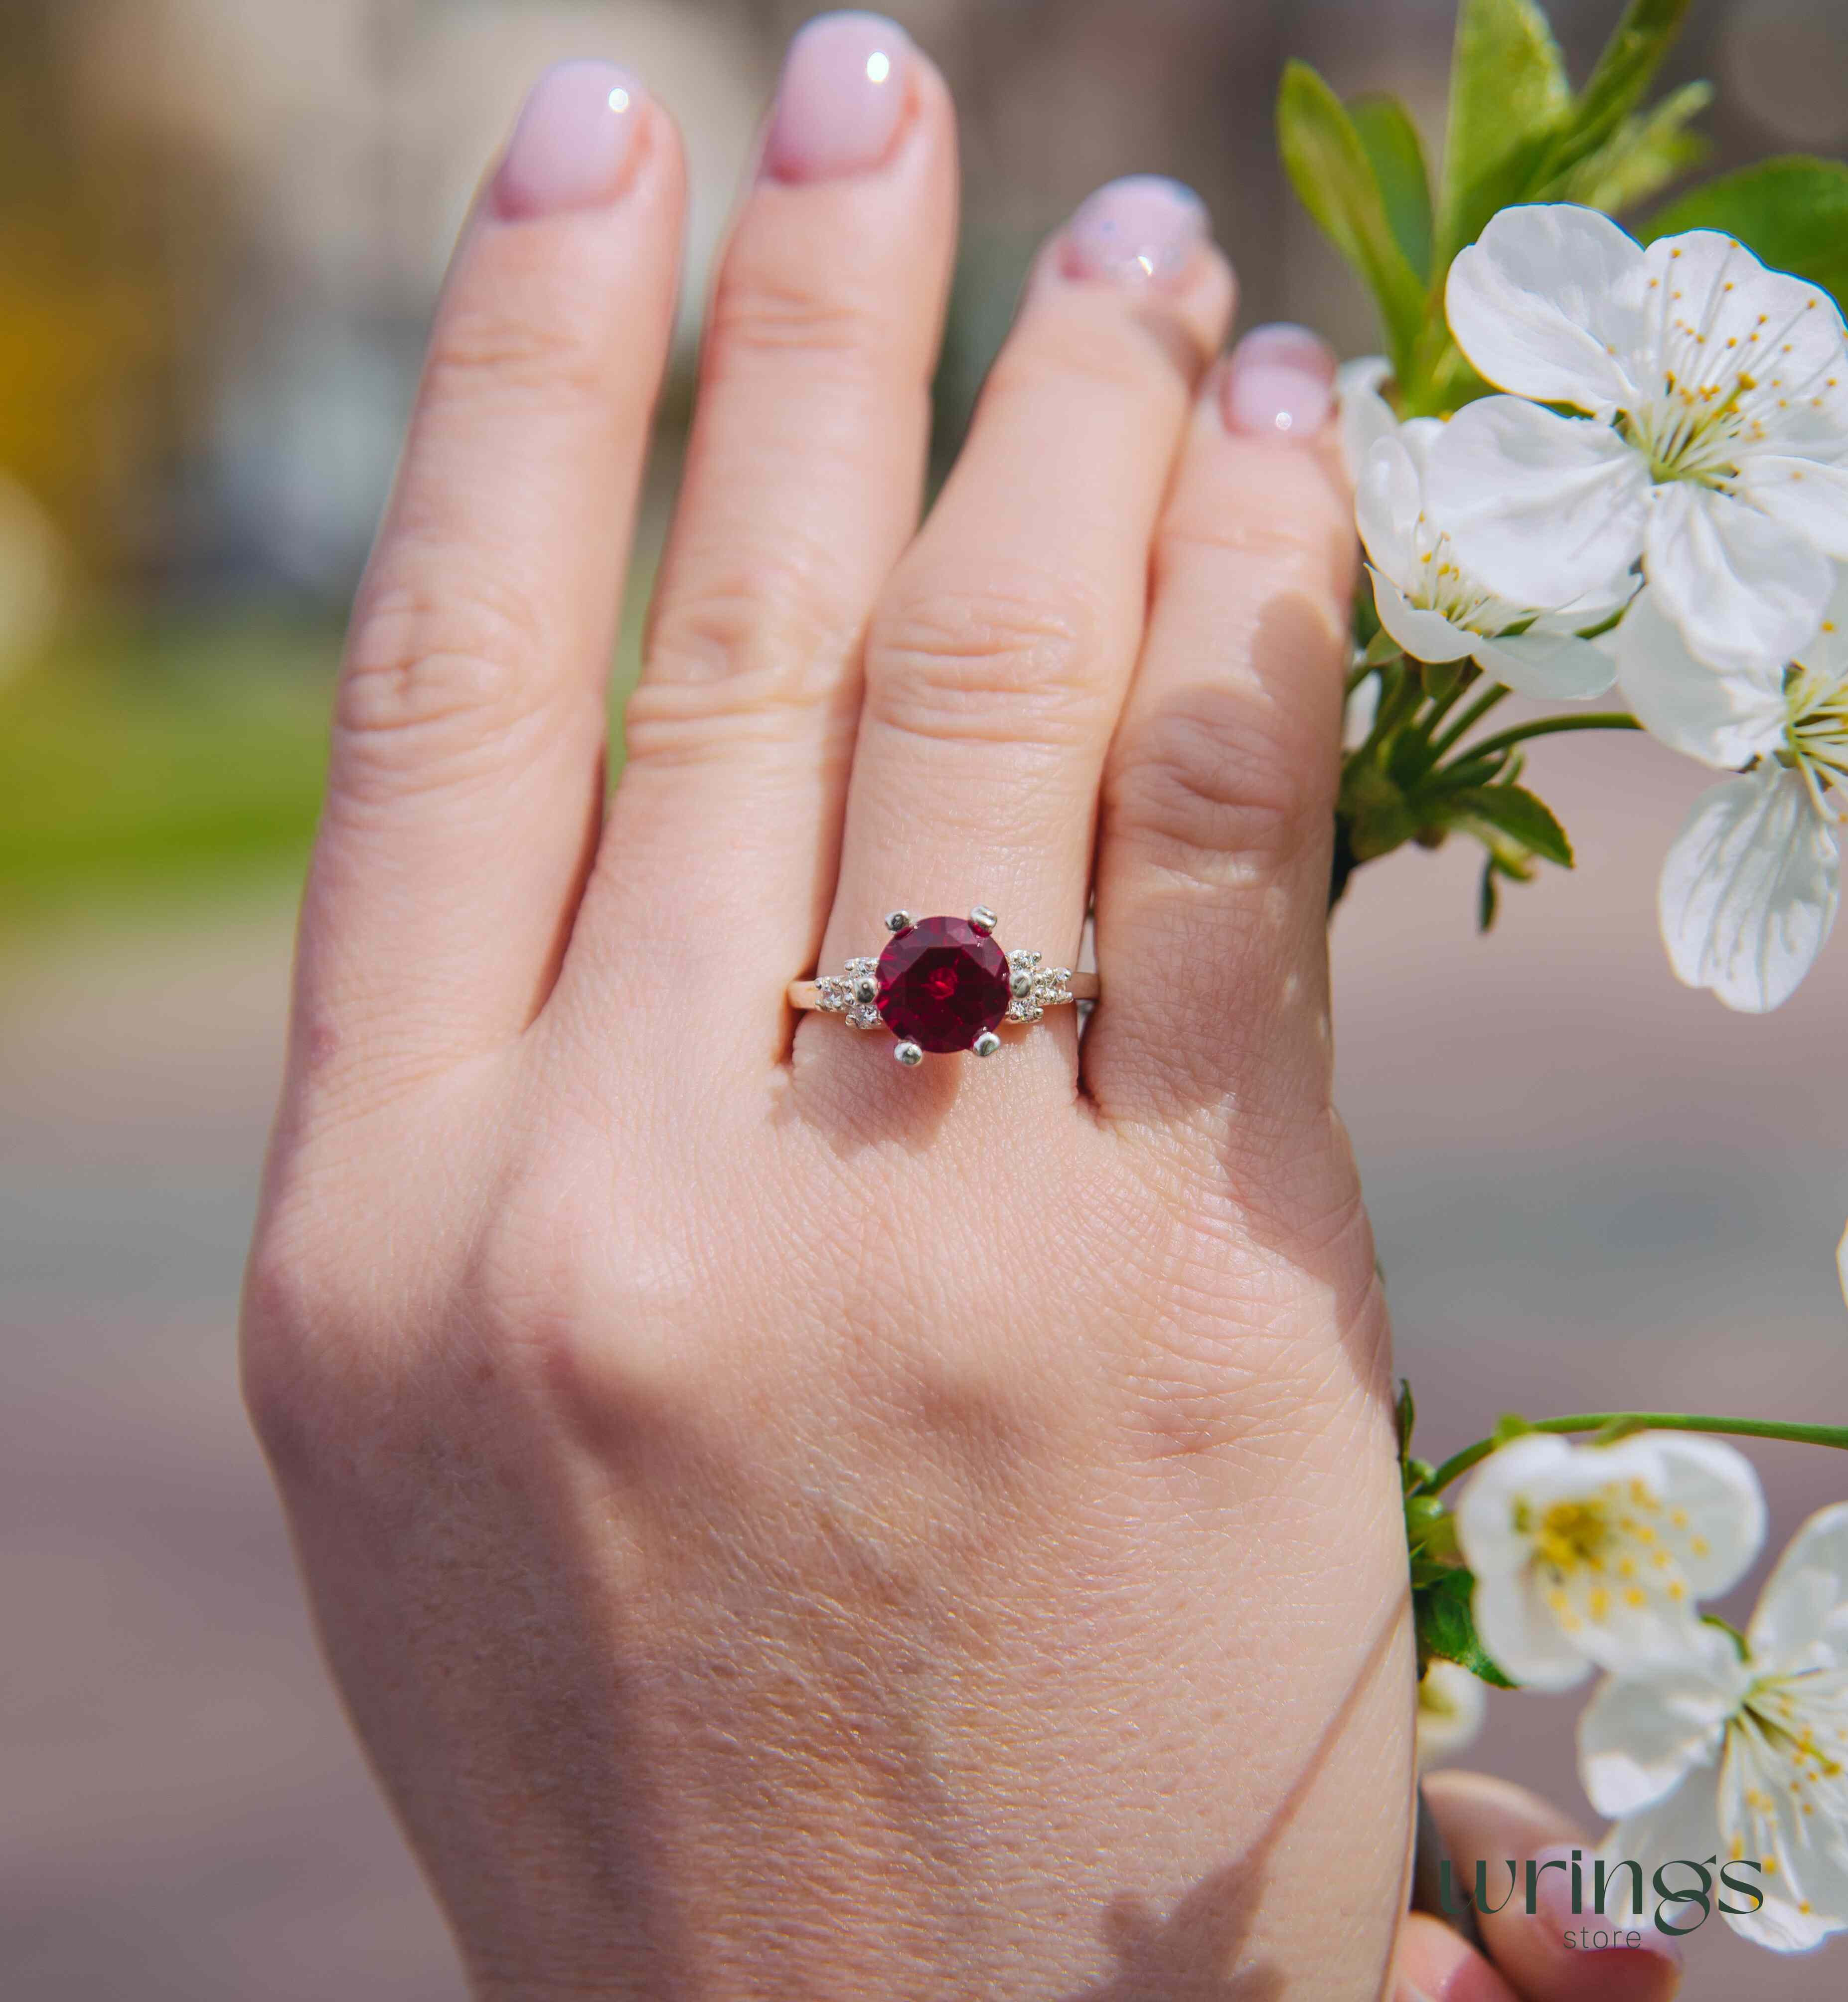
[
  {"x1": 1417, "y1": 1659, "x2": 1488, "y2": 1767},
  {"x1": 1336, "y1": 354, "x2": 1396, "y2": 487},
  {"x1": 1619, "y1": 576, "x2": 1847, "y2": 1009},
  {"x1": 1582, "y1": 1504, "x2": 1848, "y2": 1952},
  {"x1": 1357, "y1": 419, "x2": 1631, "y2": 697},
  {"x1": 1427, "y1": 205, "x2": 1848, "y2": 674},
  {"x1": 1456, "y1": 1431, "x2": 1766, "y2": 1690}
]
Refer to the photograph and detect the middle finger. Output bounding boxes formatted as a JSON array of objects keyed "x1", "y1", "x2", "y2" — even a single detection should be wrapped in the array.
[{"x1": 815, "y1": 178, "x2": 1232, "y2": 1070}]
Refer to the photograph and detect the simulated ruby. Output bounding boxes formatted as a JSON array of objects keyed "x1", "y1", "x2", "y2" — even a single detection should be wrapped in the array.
[{"x1": 875, "y1": 916, "x2": 1011, "y2": 1054}]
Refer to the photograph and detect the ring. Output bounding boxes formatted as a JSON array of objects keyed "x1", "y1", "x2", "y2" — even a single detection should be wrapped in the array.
[{"x1": 788, "y1": 906, "x2": 1099, "y2": 1066}]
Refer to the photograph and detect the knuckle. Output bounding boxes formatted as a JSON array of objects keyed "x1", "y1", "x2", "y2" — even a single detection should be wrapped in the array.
[
  {"x1": 988, "y1": 309, "x2": 1165, "y2": 410},
  {"x1": 633, "y1": 535, "x2": 864, "y2": 733},
  {"x1": 240, "y1": 1209, "x2": 375, "y2": 1478},
  {"x1": 336, "y1": 568, "x2": 560, "y2": 780},
  {"x1": 1110, "y1": 684, "x2": 1335, "y2": 873},
  {"x1": 864, "y1": 577, "x2": 1104, "y2": 752},
  {"x1": 423, "y1": 293, "x2": 610, "y2": 411},
  {"x1": 1157, "y1": 458, "x2": 1355, "y2": 599},
  {"x1": 705, "y1": 253, "x2": 895, "y2": 378}
]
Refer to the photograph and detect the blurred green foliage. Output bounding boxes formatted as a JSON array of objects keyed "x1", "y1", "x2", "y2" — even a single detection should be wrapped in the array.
[{"x1": 0, "y1": 618, "x2": 336, "y2": 930}]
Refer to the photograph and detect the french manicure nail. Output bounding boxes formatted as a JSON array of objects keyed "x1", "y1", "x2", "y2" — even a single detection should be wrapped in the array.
[
  {"x1": 496, "y1": 62, "x2": 646, "y2": 220},
  {"x1": 1530, "y1": 1844, "x2": 1684, "y2": 1969},
  {"x1": 1063, "y1": 175, "x2": 1209, "y2": 287},
  {"x1": 764, "y1": 12, "x2": 913, "y2": 184},
  {"x1": 1221, "y1": 322, "x2": 1337, "y2": 438}
]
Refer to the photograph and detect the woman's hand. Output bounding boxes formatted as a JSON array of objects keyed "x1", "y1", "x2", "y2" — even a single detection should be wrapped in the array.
[{"x1": 247, "y1": 13, "x2": 1415, "y2": 1996}]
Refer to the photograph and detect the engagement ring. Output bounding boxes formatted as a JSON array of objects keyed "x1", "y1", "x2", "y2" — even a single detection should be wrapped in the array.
[{"x1": 788, "y1": 907, "x2": 1097, "y2": 1066}]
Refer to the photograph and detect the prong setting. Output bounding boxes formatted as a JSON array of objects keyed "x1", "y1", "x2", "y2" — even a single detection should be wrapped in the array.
[
  {"x1": 894, "y1": 1040, "x2": 924, "y2": 1067},
  {"x1": 968, "y1": 904, "x2": 997, "y2": 935},
  {"x1": 972, "y1": 1030, "x2": 1002, "y2": 1058},
  {"x1": 1010, "y1": 969, "x2": 1034, "y2": 999},
  {"x1": 884, "y1": 910, "x2": 913, "y2": 934}
]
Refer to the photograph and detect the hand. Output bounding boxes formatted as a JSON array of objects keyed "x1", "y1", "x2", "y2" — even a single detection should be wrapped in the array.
[
  {"x1": 1396, "y1": 1773, "x2": 1682, "y2": 2002},
  {"x1": 247, "y1": 14, "x2": 1411, "y2": 1997}
]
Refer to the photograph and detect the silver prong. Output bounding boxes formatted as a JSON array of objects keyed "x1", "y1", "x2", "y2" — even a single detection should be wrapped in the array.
[
  {"x1": 972, "y1": 1030, "x2": 1002, "y2": 1058},
  {"x1": 854, "y1": 976, "x2": 878, "y2": 1005},
  {"x1": 884, "y1": 910, "x2": 913, "y2": 934},
  {"x1": 968, "y1": 904, "x2": 997, "y2": 934},
  {"x1": 894, "y1": 1040, "x2": 924, "y2": 1067},
  {"x1": 1010, "y1": 970, "x2": 1034, "y2": 999}
]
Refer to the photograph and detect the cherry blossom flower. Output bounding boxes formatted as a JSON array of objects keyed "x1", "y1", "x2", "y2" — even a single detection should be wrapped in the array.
[
  {"x1": 1427, "y1": 205, "x2": 1848, "y2": 675},
  {"x1": 1455, "y1": 1431, "x2": 1766, "y2": 1690},
  {"x1": 1617, "y1": 575, "x2": 1847, "y2": 1010},
  {"x1": 1581, "y1": 1504, "x2": 1848, "y2": 1952},
  {"x1": 1416, "y1": 1659, "x2": 1487, "y2": 1767},
  {"x1": 1357, "y1": 419, "x2": 1631, "y2": 697}
]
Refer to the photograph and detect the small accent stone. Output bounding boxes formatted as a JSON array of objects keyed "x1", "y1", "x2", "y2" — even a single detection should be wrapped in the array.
[{"x1": 875, "y1": 914, "x2": 1012, "y2": 1054}]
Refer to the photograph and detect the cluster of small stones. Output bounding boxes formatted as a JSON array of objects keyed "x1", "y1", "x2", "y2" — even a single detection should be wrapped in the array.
[
  {"x1": 1004, "y1": 950, "x2": 1073, "y2": 1024},
  {"x1": 816, "y1": 957, "x2": 883, "y2": 1030}
]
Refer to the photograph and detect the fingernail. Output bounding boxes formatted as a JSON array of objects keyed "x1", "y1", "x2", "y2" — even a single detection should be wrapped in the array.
[
  {"x1": 1063, "y1": 175, "x2": 1208, "y2": 287},
  {"x1": 764, "y1": 12, "x2": 913, "y2": 183},
  {"x1": 496, "y1": 62, "x2": 647, "y2": 220},
  {"x1": 1221, "y1": 322, "x2": 1337, "y2": 438},
  {"x1": 1531, "y1": 1844, "x2": 1684, "y2": 1971}
]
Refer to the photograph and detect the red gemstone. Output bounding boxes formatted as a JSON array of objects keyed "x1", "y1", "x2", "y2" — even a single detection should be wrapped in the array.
[{"x1": 875, "y1": 916, "x2": 1011, "y2": 1054}]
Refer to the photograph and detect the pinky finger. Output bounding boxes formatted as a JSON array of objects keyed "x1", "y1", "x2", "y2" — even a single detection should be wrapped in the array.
[{"x1": 1394, "y1": 1912, "x2": 1520, "y2": 2002}]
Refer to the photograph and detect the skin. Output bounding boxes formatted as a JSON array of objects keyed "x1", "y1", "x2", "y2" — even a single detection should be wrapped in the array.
[{"x1": 242, "y1": 31, "x2": 1683, "y2": 2002}]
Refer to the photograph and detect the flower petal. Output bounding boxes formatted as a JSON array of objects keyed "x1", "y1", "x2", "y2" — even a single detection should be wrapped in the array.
[
  {"x1": 1739, "y1": 454, "x2": 1848, "y2": 563},
  {"x1": 1370, "y1": 570, "x2": 1475, "y2": 664},
  {"x1": 1801, "y1": 573, "x2": 1848, "y2": 690},
  {"x1": 1615, "y1": 585, "x2": 1788, "y2": 768},
  {"x1": 1748, "y1": 1502, "x2": 1848, "y2": 1668},
  {"x1": 1599, "y1": 1760, "x2": 1725, "y2": 1925},
  {"x1": 1718, "y1": 1725, "x2": 1848, "y2": 1950},
  {"x1": 1472, "y1": 629, "x2": 1618, "y2": 699},
  {"x1": 1659, "y1": 765, "x2": 1840, "y2": 1012},
  {"x1": 1644, "y1": 1432, "x2": 1768, "y2": 1600},
  {"x1": 1445, "y1": 204, "x2": 1645, "y2": 414},
  {"x1": 1354, "y1": 433, "x2": 1424, "y2": 584},
  {"x1": 1416, "y1": 1660, "x2": 1488, "y2": 1767},
  {"x1": 1578, "y1": 1635, "x2": 1744, "y2": 1816},
  {"x1": 1336, "y1": 355, "x2": 1396, "y2": 488},
  {"x1": 1644, "y1": 482, "x2": 1836, "y2": 674},
  {"x1": 1473, "y1": 1570, "x2": 1592, "y2": 1691},
  {"x1": 1429, "y1": 397, "x2": 1650, "y2": 610}
]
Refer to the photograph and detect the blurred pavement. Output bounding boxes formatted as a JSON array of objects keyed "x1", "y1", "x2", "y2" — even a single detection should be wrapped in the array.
[{"x1": 3, "y1": 728, "x2": 1846, "y2": 1997}]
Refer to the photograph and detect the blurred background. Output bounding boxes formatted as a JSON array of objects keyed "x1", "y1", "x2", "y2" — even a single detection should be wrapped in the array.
[{"x1": 2, "y1": 1, "x2": 1845, "y2": 1996}]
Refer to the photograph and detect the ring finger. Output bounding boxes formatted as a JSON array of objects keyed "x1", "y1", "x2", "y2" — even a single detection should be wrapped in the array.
[{"x1": 808, "y1": 178, "x2": 1233, "y2": 1089}]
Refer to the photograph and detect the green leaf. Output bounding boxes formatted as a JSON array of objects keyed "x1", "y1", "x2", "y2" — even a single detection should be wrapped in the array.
[
  {"x1": 1449, "y1": 784, "x2": 1574, "y2": 868},
  {"x1": 1415, "y1": 1568, "x2": 1518, "y2": 1686},
  {"x1": 1492, "y1": 1412, "x2": 1536, "y2": 1445},
  {"x1": 1437, "y1": 0, "x2": 1570, "y2": 265},
  {"x1": 1542, "y1": 0, "x2": 1693, "y2": 186},
  {"x1": 1278, "y1": 60, "x2": 1428, "y2": 373},
  {"x1": 1563, "y1": 79, "x2": 1712, "y2": 216},
  {"x1": 1350, "y1": 93, "x2": 1434, "y2": 282},
  {"x1": 1643, "y1": 157, "x2": 1848, "y2": 315},
  {"x1": 1396, "y1": 1377, "x2": 1418, "y2": 1465},
  {"x1": 1478, "y1": 856, "x2": 1500, "y2": 932}
]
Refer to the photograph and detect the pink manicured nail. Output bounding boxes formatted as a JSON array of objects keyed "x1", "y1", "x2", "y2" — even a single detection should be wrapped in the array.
[
  {"x1": 1221, "y1": 322, "x2": 1337, "y2": 438},
  {"x1": 1530, "y1": 1844, "x2": 1684, "y2": 1970},
  {"x1": 1063, "y1": 176, "x2": 1208, "y2": 287},
  {"x1": 764, "y1": 12, "x2": 913, "y2": 183},
  {"x1": 495, "y1": 62, "x2": 646, "y2": 220}
]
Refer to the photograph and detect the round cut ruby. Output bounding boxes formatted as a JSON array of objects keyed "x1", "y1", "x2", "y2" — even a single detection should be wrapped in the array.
[{"x1": 875, "y1": 916, "x2": 1011, "y2": 1053}]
